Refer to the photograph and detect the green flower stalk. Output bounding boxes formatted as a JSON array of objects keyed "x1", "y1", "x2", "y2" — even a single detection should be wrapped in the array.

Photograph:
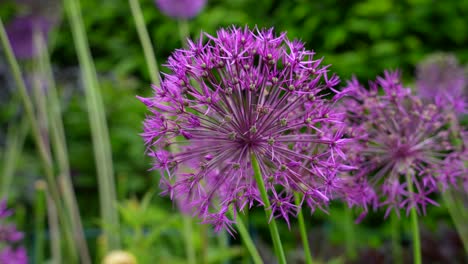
[{"x1": 63, "y1": 0, "x2": 120, "y2": 250}]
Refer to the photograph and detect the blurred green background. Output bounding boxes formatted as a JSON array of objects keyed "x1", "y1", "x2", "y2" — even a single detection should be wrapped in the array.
[
  {"x1": 1, "y1": 0, "x2": 467, "y2": 263},
  {"x1": 52, "y1": 0, "x2": 468, "y2": 80}
]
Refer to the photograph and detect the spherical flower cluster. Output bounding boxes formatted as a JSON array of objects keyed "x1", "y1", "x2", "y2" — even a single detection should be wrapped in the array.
[
  {"x1": 416, "y1": 53, "x2": 467, "y2": 115},
  {"x1": 155, "y1": 0, "x2": 206, "y2": 19},
  {"x1": 342, "y1": 71, "x2": 465, "y2": 217},
  {"x1": 140, "y1": 26, "x2": 352, "y2": 230},
  {"x1": 0, "y1": 200, "x2": 28, "y2": 264}
]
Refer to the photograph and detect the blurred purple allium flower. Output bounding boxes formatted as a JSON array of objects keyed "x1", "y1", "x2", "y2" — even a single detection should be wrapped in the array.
[
  {"x1": 0, "y1": 200, "x2": 12, "y2": 219},
  {"x1": 0, "y1": 225, "x2": 24, "y2": 243},
  {"x1": 140, "y1": 26, "x2": 351, "y2": 230},
  {"x1": 0, "y1": 200, "x2": 28, "y2": 264},
  {"x1": 416, "y1": 53, "x2": 467, "y2": 115},
  {"x1": 0, "y1": 246, "x2": 28, "y2": 264},
  {"x1": 439, "y1": 151, "x2": 468, "y2": 193},
  {"x1": 155, "y1": 0, "x2": 206, "y2": 19},
  {"x1": 5, "y1": 15, "x2": 53, "y2": 59},
  {"x1": 342, "y1": 71, "x2": 465, "y2": 218}
]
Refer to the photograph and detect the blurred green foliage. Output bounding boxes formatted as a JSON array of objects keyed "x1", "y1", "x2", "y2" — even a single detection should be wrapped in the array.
[
  {"x1": 49, "y1": 0, "x2": 468, "y2": 81},
  {"x1": 117, "y1": 192, "x2": 242, "y2": 263}
]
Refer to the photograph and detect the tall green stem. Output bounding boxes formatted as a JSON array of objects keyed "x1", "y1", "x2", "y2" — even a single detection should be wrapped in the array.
[
  {"x1": 0, "y1": 18, "x2": 58, "y2": 212},
  {"x1": 183, "y1": 216, "x2": 196, "y2": 264},
  {"x1": 178, "y1": 20, "x2": 190, "y2": 46},
  {"x1": 391, "y1": 213, "x2": 402, "y2": 264},
  {"x1": 446, "y1": 109, "x2": 468, "y2": 253},
  {"x1": 199, "y1": 224, "x2": 208, "y2": 264},
  {"x1": 344, "y1": 208, "x2": 356, "y2": 260},
  {"x1": 0, "y1": 119, "x2": 27, "y2": 198},
  {"x1": 128, "y1": 0, "x2": 160, "y2": 86},
  {"x1": 217, "y1": 229, "x2": 229, "y2": 264},
  {"x1": 127, "y1": 4, "x2": 197, "y2": 259},
  {"x1": 31, "y1": 59, "x2": 79, "y2": 263},
  {"x1": 405, "y1": 173, "x2": 422, "y2": 264},
  {"x1": 241, "y1": 211, "x2": 250, "y2": 264},
  {"x1": 47, "y1": 193, "x2": 62, "y2": 264},
  {"x1": 442, "y1": 189, "x2": 468, "y2": 254},
  {"x1": 251, "y1": 154, "x2": 287, "y2": 264},
  {"x1": 63, "y1": 0, "x2": 120, "y2": 250},
  {"x1": 35, "y1": 32, "x2": 91, "y2": 264},
  {"x1": 229, "y1": 209, "x2": 263, "y2": 264},
  {"x1": 294, "y1": 193, "x2": 313, "y2": 264},
  {"x1": 0, "y1": 17, "x2": 77, "y2": 261},
  {"x1": 34, "y1": 181, "x2": 47, "y2": 264}
]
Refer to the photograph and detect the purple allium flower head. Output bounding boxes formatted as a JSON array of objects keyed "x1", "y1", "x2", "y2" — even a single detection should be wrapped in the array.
[
  {"x1": 0, "y1": 225, "x2": 24, "y2": 243},
  {"x1": 416, "y1": 53, "x2": 467, "y2": 115},
  {"x1": 0, "y1": 200, "x2": 12, "y2": 219},
  {"x1": 0, "y1": 246, "x2": 28, "y2": 264},
  {"x1": 5, "y1": 15, "x2": 53, "y2": 59},
  {"x1": 140, "y1": 26, "x2": 350, "y2": 230},
  {"x1": 342, "y1": 70, "x2": 465, "y2": 218},
  {"x1": 155, "y1": 0, "x2": 206, "y2": 19},
  {"x1": 0, "y1": 200, "x2": 28, "y2": 264},
  {"x1": 438, "y1": 151, "x2": 468, "y2": 193}
]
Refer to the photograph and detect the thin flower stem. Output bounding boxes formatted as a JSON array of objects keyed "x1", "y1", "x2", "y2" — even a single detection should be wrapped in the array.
[
  {"x1": 0, "y1": 119, "x2": 27, "y2": 198},
  {"x1": 183, "y1": 215, "x2": 197, "y2": 264},
  {"x1": 35, "y1": 31, "x2": 91, "y2": 264},
  {"x1": 445, "y1": 115, "x2": 468, "y2": 254},
  {"x1": 127, "y1": 3, "x2": 202, "y2": 260},
  {"x1": 31, "y1": 59, "x2": 79, "y2": 262},
  {"x1": 405, "y1": 173, "x2": 422, "y2": 264},
  {"x1": 0, "y1": 19, "x2": 52, "y2": 171},
  {"x1": 241, "y1": 211, "x2": 250, "y2": 264},
  {"x1": 63, "y1": 0, "x2": 120, "y2": 250},
  {"x1": 251, "y1": 153, "x2": 287, "y2": 264},
  {"x1": 294, "y1": 192, "x2": 313, "y2": 264},
  {"x1": 391, "y1": 213, "x2": 402, "y2": 264},
  {"x1": 36, "y1": 32, "x2": 92, "y2": 263},
  {"x1": 128, "y1": 3, "x2": 202, "y2": 262},
  {"x1": 448, "y1": 114, "x2": 468, "y2": 222},
  {"x1": 178, "y1": 19, "x2": 190, "y2": 46},
  {"x1": 47, "y1": 193, "x2": 62, "y2": 264},
  {"x1": 344, "y1": 208, "x2": 357, "y2": 260},
  {"x1": 0, "y1": 18, "x2": 58, "y2": 210},
  {"x1": 128, "y1": 0, "x2": 160, "y2": 86},
  {"x1": 200, "y1": 224, "x2": 208, "y2": 264},
  {"x1": 128, "y1": 4, "x2": 196, "y2": 258},
  {"x1": 0, "y1": 17, "x2": 77, "y2": 261},
  {"x1": 34, "y1": 180, "x2": 47, "y2": 264},
  {"x1": 217, "y1": 229, "x2": 230, "y2": 264},
  {"x1": 228, "y1": 209, "x2": 263, "y2": 264},
  {"x1": 31, "y1": 67, "x2": 50, "y2": 149},
  {"x1": 442, "y1": 189, "x2": 468, "y2": 254},
  {"x1": 177, "y1": 19, "x2": 202, "y2": 91}
]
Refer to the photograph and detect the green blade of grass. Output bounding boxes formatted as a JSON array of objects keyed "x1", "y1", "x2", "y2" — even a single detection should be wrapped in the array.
[
  {"x1": 35, "y1": 32, "x2": 92, "y2": 264},
  {"x1": 0, "y1": 118, "x2": 27, "y2": 198},
  {"x1": 0, "y1": 17, "x2": 78, "y2": 262},
  {"x1": 128, "y1": 0, "x2": 160, "y2": 86},
  {"x1": 34, "y1": 180, "x2": 47, "y2": 264},
  {"x1": 46, "y1": 192, "x2": 62, "y2": 263},
  {"x1": 62, "y1": 0, "x2": 120, "y2": 250}
]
